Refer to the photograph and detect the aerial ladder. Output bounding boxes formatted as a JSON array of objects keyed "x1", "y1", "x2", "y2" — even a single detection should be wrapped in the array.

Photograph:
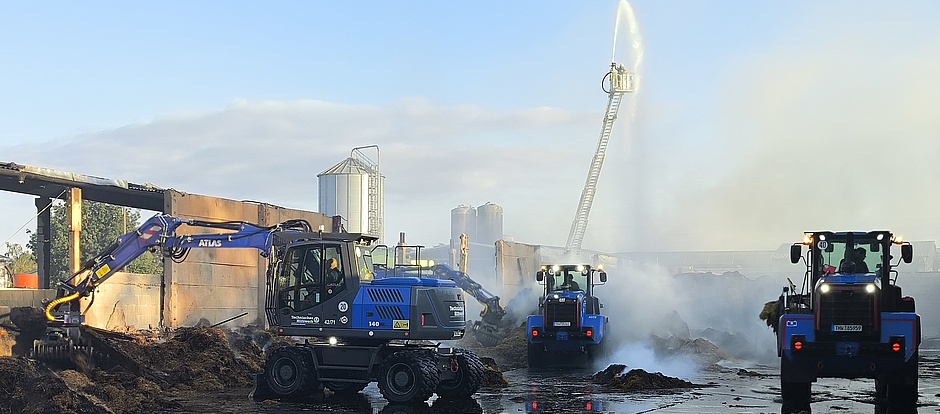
[{"x1": 565, "y1": 63, "x2": 635, "y2": 256}]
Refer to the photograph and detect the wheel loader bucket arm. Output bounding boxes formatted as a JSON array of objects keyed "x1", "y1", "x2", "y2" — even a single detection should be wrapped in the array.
[{"x1": 430, "y1": 264, "x2": 506, "y2": 321}]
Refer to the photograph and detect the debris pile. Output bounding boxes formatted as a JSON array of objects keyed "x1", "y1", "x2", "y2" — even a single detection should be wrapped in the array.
[
  {"x1": 0, "y1": 357, "x2": 113, "y2": 414},
  {"x1": 102, "y1": 325, "x2": 272, "y2": 392},
  {"x1": 0, "y1": 308, "x2": 283, "y2": 414},
  {"x1": 487, "y1": 324, "x2": 528, "y2": 369},
  {"x1": 479, "y1": 356, "x2": 508, "y2": 387},
  {"x1": 592, "y1": 363, "x2": 698, "y2": 391},
  {"x1": 649, "y1": 335, "x2": 730, "y2": 366}
]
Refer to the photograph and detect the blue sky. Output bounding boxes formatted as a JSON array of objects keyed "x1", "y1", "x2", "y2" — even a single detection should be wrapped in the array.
[{"x1": 2, "y1": 1, "x2": 940, "y2": 254}]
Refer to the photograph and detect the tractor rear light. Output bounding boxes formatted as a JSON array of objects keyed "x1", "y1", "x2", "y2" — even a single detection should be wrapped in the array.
[
  {"x1": 585, "y1": 328, "x2": 593, "y2": 338},
  {"x1": 889, "y1": 336, "x2": 905, "y2": 353},
  {"x1": 791, "y1": 335, "x2": 806, "y2": 352},
  {"x1": 531, "y1": 401, "x2": 537, "y2": 410},
  {"x1": 586, "y1": 401, "x2": 592, "y2": 410},
  {"x1": 532, "y1": 329, "x2": 538, "y2": 337},
  {"x1": 421, "y1": 314, "x2": 425, "y2": 326}
]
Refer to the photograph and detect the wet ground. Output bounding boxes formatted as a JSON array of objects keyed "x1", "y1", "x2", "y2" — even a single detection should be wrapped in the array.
[{"x1": 150, "y1": 348, "x2": 940, "y2": 414}]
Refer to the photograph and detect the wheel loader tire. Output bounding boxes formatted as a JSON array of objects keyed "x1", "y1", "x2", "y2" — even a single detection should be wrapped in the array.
[
  {"x1": 378, "y1": 350, "x2": 440, "y2": 403},
  {"x1": 435, "y1": 348, "x2": 484, "y2": 399},
  {"x1": 264, "y1": 346, "x2": 316, "y2": 396},
  {"x1": 527, "y1": 343, "x2": 544, "y2": 370}
]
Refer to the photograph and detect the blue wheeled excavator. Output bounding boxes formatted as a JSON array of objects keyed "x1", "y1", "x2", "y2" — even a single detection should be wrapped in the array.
[{"x1": 34, "y1": 213, "x2": 483, "y2": 404}]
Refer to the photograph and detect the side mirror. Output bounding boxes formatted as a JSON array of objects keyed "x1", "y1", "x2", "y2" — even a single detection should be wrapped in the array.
[
  {"x1": 599, "y1": 271, "x2": 607, "y2": 283},
  {"x1": 901, "y1": 244, "x2": 913, "y2": 263},
  {"x1": 536, "y1": 270, "x2": 544, "y2": 282},
  {"x1": 790, "y1": 244, "x2": 803, "y2": 264}
]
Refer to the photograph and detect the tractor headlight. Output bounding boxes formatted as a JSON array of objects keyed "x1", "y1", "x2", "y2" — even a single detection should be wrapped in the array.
[
  {"x1": 551, "y1": 265, "x2": 560, "y2": 274},
  {"x1": 820, "y1": 284, "x2": 830, "y2": 293},
  {"x1": 866, "y1": 284, "x2": 876, "y2": 293},
  {"x1": 576, "y1": 265, "x2": 584, "y2": 273}
]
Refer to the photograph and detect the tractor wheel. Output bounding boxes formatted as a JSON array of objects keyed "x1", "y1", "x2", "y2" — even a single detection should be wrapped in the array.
[
  {"x1": 264, "y1": 346, "x2": 316, "y2": 396},
  {"x1": 527, "y1": 343, "x2": 544, "y2": 370},
  {"x1": 324, "y1": 381, "x2": 368, "y2": 395},
  {"x1": 875, "y1": 379, "x2": 888, "y2": 414},
  {"x1": 435, "y1": 348, "x2": 484, "y2": 399},
  {"x1": 885, "y1": 352, "x2": 918, "y2": 413},
  {"x1": 378, "y1": 350, "x2": 440, "y2": 403},
  {"x1": 780, "y1": 381, "x2": 811, "y2": 414}
]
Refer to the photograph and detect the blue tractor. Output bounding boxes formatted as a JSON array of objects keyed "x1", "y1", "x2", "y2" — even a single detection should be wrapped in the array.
[
  {"x1": 527, "y1": 264, "x2": 608, "y2": 369},
  {"x1": 34, "y1": 213, "x2": 483, "y2": 404},
  {"x1": 776, "y1": 231, "x2": 917, "y2": 413}
]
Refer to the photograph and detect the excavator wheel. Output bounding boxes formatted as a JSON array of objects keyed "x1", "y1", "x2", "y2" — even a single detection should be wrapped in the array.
[
  {"x1": 435, "y1": 348, "x2": 484, "y2": 399},
  {"x1": 264, "y1": 346, "x2": 317, "y2": 397},
  {"x1": 378, "y1": 350, "x2": 440, "y2": 403}
]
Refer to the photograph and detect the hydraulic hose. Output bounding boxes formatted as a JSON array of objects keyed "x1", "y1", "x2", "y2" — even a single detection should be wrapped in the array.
[{"x1": 45, "y1": 292, "x2": 80, "y2": 321}]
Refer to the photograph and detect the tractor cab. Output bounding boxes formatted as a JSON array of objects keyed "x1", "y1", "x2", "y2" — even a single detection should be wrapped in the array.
[{"x1": 787, "y1": 231, "x2": 914, "y2": 319}]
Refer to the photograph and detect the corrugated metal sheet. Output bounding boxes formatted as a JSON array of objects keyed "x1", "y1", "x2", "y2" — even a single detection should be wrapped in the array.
[{"x1": 318, "y1": 157, "x2": 375, "y2": 176}]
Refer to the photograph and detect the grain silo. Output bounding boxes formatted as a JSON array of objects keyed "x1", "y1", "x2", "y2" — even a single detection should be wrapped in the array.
[
  {"x1": 476, "y1": 202, "x2": 503, "y2": 245},
  {"x1": 450, "y1": 205, "x2": 477, "y2": 248},
  {"x1": 318, "y1": 146, "x2": 384, "y2": 242}
]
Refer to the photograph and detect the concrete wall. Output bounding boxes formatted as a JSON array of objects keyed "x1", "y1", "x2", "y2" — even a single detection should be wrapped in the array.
[
  {"x1": 495, "y1": 240, "x2": 540, "y2": 301},
  {"x1": 163, "y1": 190, "x2": 332, "y2": 328},
  {"x1": 80, "y1": 272, "x2": 162, "y2": 331},
  {"x1": 0, "y1": 288, "x2": 57, "y2": 325}
]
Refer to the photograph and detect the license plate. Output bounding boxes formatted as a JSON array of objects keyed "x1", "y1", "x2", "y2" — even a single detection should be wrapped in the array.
[
  {"x1": 832, "y1": 324, "x2": 862, "y2": 332},
  {"x1": 553, "y1": 321, "x2": 571, "y2": 327}
]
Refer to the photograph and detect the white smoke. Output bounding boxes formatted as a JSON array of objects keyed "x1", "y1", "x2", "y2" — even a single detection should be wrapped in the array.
[{"x1": 595, "y1": 261, "x2": 780, "y2": 378}]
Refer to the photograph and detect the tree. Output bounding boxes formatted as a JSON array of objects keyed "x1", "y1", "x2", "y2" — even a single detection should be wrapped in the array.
[
  {"x1": 2, "y1": 242, "x2": 37, "y2": 274},
  {"x1": 28, "y1": 200, "x2": 163, "y2": 282}
]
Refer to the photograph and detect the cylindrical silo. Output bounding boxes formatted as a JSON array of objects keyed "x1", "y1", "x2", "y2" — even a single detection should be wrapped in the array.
[
  {"x1": 318, "y1": 157, "x2": 385, "y2": 242},
  {"x1": 476, "y1": 202, "x2": 503, "y2": 246},
  {"x1": 450, "y1": 205, "x2": 477, "y2": 248}
]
